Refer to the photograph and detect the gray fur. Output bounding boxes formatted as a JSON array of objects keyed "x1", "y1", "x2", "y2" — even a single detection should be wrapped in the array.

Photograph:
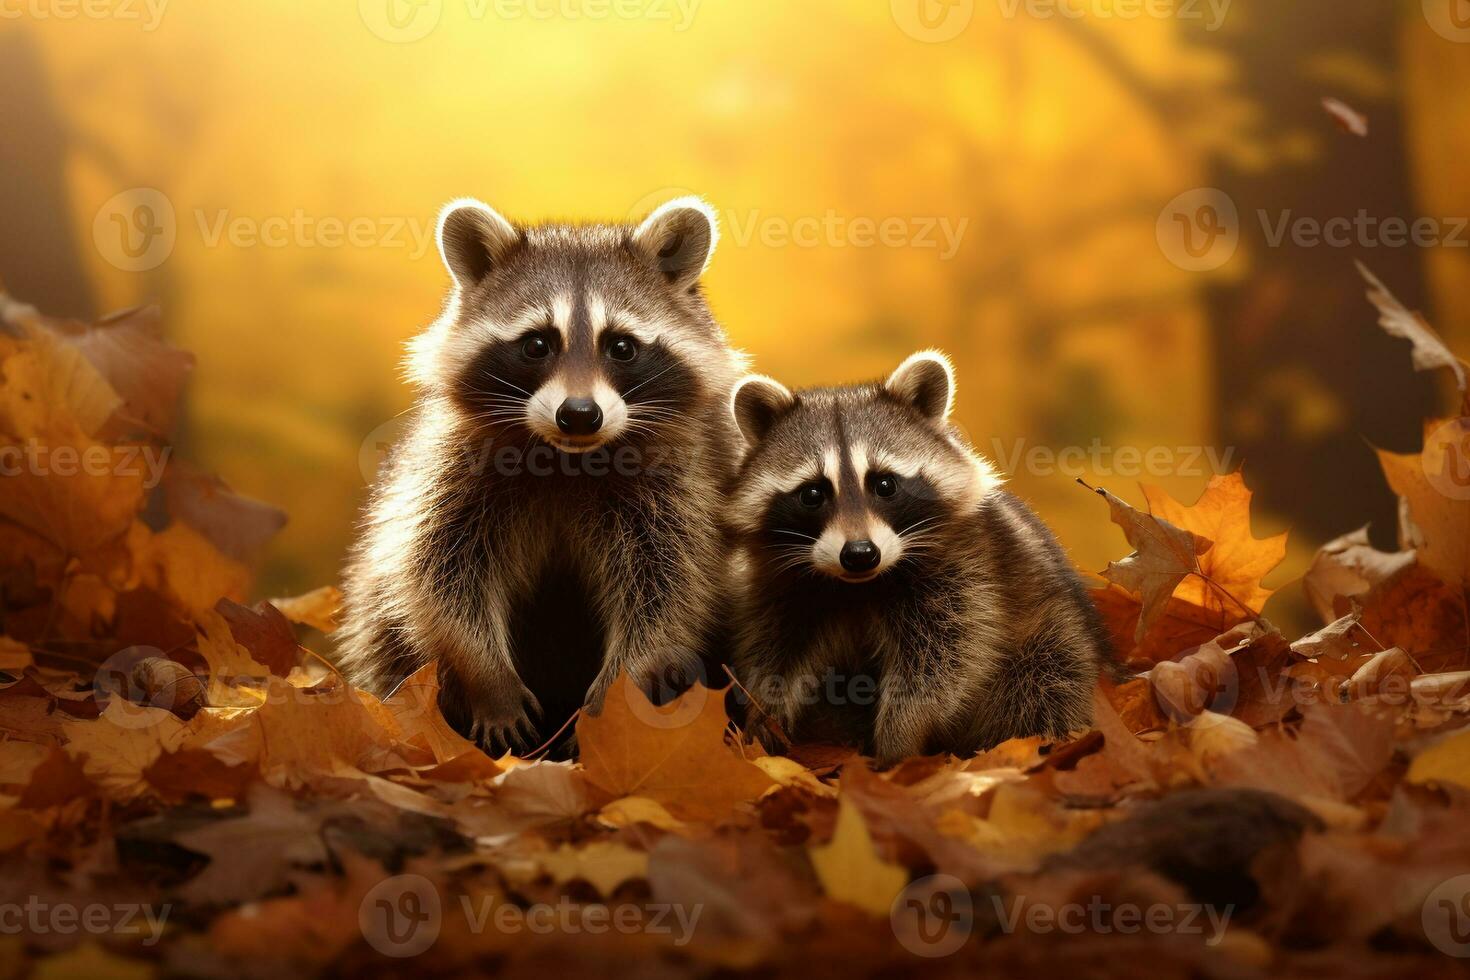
[
  {"x1": 728, "y1": 353, "x2": 1107, "y2": 764},
  {"x1": 337, "y1": 198, "x2": 746, "y2": 756}
]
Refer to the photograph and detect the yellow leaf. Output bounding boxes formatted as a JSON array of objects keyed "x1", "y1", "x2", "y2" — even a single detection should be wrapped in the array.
[
  {"x1": 598, "y1": 795, "x2": 688, "y2": 831},
  {"x1": 807, "y1": 796, "x2": 907, "y2": 916},
  {"x1": 754, "y1": 755, "x2": 834, "y2": 796},
  {"x1": 268, "y1": 585, "x2": 342, "y2": 633},
  {"x1": 31, "y1": 943, "x2": 155, "y2": 980},
  {"x1": 62, "y1": 700, "x2": 189, "y2": 800},
  {"x1": 538, "y1": 841, "x2": 649, "y2": 897},
  {"x1": 1379, "y1": 419, "x2": 1470, "y2": 590},
  {"x1": 1406, "y1": 729, "x2": 1470, "y2": 790},
  {"x1": 128, "y1": 522, "x2": 252, "y2": 620}
]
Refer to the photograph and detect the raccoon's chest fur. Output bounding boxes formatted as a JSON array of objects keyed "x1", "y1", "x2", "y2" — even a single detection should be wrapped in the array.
[
  {"x1": 788, "y1": 618, "x2": 884, "y2": 750},
  {"x1": 507, "y1": 551, "x2": 606, "y2": 734}
]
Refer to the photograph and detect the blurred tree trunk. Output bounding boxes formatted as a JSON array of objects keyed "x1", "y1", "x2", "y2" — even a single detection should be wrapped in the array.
[
  {"x1": 1402, "y1": 6, "x2": 1470, "y2": 354},
  {"x1": 0, "y1": 30, "x2": 95, "y2": 319},
  {"x1": 1203, "y1": 1, "x2": 1434, "y2": 553}
]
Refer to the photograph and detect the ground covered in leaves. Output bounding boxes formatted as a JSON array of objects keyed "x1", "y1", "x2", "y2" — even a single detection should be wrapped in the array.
[{"x1": 2, "y1": 280, "x2": 1470, "y2": 978}]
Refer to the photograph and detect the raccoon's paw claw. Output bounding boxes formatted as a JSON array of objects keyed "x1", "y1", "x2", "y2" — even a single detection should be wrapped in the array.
[{"x1": 470, "y1": 692, "x2": 543, "y2": 758}]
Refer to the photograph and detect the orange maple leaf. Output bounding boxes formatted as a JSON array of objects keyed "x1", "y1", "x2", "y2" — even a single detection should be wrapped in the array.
[
  {"x1": 1141, "y1": 472, "x2": 1287, "y2": 616},
  {"x1": 577, "y1": 672, "x2": 774, "y2": 822}
]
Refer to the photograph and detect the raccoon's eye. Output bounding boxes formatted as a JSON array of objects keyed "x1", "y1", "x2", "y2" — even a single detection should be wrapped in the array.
[
  {"x1": 608, "y1": 337, "x2": 638, "y2": 362},
  {"x1": 522, "y1": 335, "x2": 551, "y2": 360},
  {"x1": 873, "y1": 475, "x2": 899, "y2": 498},
  {"x1": 798, "y1": 484, "x2": 826, "y2": 509}
]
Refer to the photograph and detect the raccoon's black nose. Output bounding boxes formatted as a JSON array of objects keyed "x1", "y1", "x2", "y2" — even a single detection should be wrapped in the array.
[
  {"x1": 556, "y1": 398, "x2": 603, "y2": 436},
  {"x1": 840, "y1": 540, "x2": 881, "y2": 573}
]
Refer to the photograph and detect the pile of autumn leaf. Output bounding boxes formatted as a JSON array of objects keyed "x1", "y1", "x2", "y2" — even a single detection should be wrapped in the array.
[{"x1": 2, "y1": 274, "x2": 1470, "y2": 980}]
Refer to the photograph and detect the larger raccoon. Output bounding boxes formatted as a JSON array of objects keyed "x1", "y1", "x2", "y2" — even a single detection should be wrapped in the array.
[
  {"x1": 338, "y1": 196, "x2": 746, "y2": 756},
  {"x1": 727, "y1": 351, "x2": 1106, "y2": 764}
]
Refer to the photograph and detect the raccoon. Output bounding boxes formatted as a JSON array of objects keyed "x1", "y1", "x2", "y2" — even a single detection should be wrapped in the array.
[
  {"x1": 338, "y1": 196, "x2": 747, "y2": 756},
  {"x1": 727, "y1": 351, "x2": 1106, "y2": 764}
]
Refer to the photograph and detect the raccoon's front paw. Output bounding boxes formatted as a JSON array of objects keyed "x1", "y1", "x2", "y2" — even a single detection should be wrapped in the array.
[{"x1": 467, "y1": 690, "x2": 544, "y2": 758}]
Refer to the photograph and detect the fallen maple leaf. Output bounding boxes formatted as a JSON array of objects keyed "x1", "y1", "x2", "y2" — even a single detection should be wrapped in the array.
[
  {"x1": 61, "y1": 699, "x2": 190, "y2": 800},
  {"x1": 382, "y1": 662, "x2": 486, "y2": 766},
  {"x1": 1089, "y1": 483, "x2": 1213, "y2": 642},
  {"x1": 1141, "y1": 472, "x2": 1287, "y2": 616},
  {"x1": 576, "y1": 672, "x2": 774, "y2": 822},
  {"x1": 807, "y1": 795, "x2": 907, "y2": 916}
]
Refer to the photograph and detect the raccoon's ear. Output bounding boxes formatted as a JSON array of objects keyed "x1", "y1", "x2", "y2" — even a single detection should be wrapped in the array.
[
  {"x1": 885, "y1": 350, "x2": 955, "y2": 422},
  {"x1": 632, "y1": 196, "x2": 719, "y2": 290},
  {"x1": 437, "y1": 198, "x2": 520, "y2": 287},
  {"x1": 732, "y1": 375, "x2": 795, "y2": 447}
]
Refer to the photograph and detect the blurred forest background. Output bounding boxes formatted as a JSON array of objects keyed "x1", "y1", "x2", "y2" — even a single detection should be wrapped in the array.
[{"x1": 2, "y1": 0, "x2": 1467, "y2": 631}]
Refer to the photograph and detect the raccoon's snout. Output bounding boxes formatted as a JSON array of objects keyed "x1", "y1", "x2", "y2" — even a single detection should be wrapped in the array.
[
  {"x1": 839, "y1": 540, "x2": 881, "y2": 574},
  {"x1": 555, "y1": 398, "x2": 603, "y2": 436}
]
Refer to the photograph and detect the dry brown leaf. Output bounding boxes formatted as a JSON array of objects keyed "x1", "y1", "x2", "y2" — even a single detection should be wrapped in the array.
[
  {"x1": 1322, "y1": 97, "x2": 1368, "y2": 137},
  {"x1": 1358, "y1": 261, "x2": 1467, "y2": 400},
  {"x1": 1301, "y1": 526, "x2": 1413, "y2": 624},
  {"x1": 1091, "y1": 485, "x2": 1213, "y2": 642},
  {"x1": 577, "y1": 673, "x2": 774, "y2": 821}
]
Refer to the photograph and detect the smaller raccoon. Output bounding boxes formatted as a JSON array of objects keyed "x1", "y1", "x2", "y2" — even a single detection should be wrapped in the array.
[{"x1": 727, "y1": 352, "x2": 1107, "y2": 763}]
